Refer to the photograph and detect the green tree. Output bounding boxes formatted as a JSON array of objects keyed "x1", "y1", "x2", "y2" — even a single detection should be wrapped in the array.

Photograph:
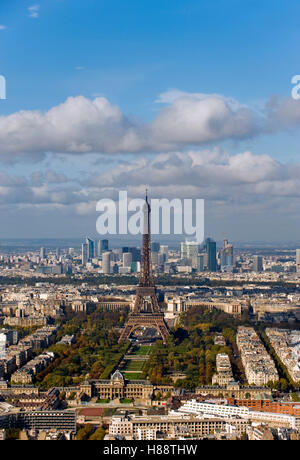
[
  {"x1": 76, "y1": 424, "x2": 94, "y2": 440},
  {"x1": 291, "y1": 392, "x2": 300, "y2": 402},
  {"x1": 89, "y1": 426, "x2": 107, "y2": 440}
]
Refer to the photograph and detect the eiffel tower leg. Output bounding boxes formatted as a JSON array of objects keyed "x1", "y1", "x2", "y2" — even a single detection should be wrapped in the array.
[
  {"x1": 119, "y1": 315, "x2": 170, "y2": 343},
  {"x1": 118, "y1": 322, "x2": 134, "y2": 343},
  {"x1": 153, "y1": 319, "x2": 170, "y2": 343}
]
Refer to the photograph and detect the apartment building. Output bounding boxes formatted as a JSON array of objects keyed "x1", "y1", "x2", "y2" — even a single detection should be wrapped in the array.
[
  {"x1": 108, "y1": 413, "x2": 248, "y2": 440},
  {"x1": 178, "y1": 400, "x2": 299, "y2": 429},
  {"x1": 236, "y1": 327, "x2": 278, "y2": 385},
  {"x1": 265, "y1": 328, "x2": 300, "y2": 382},
  {"x1": 0, "y1": 326, "x2": 58, "y2": 380},
  {"x1": 212, "y1": 354, "x2": 234, "y2": 386},
  {"x1": 11, "y1": 352, "x2": 55, "y2": 384},
  {"x1": 0, "y1": 410, "x2": 76, "y2": 434}
]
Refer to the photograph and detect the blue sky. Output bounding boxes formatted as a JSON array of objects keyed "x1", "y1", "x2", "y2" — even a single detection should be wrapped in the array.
[
  {"x1": 0, "y1": 0, "x2": 300, "y2": 241},
  {"x1": 1, "y1": 0, "x2": 299, "y2": 114}
]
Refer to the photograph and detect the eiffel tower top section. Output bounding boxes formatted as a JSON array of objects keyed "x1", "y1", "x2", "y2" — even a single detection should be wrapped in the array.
[{"x1": 139, "y1": 190, "x2": 154, "y2": 288}]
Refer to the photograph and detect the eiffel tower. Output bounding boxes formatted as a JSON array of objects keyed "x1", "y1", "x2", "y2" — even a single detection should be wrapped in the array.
[{"x1": 118, "y1": 191, "x2": 170, "y2": 343}]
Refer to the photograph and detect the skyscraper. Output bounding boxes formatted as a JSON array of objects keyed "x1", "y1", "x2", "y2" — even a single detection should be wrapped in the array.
[
  {"x1": 131, "y1": 261, "x2": 141, "y2": 273},
  {"x1": 86, "y1": 237, "x2": 95, "y2": 260},
  {"x1": 81, "y1": 243, "x2": 88, "y2": 265},
  {"x1": 112, "y1": 263, "x2": 119, "y2": 274},
  {"x1": 152, "y1": 252, "x2": 159, "y2": 265},
  {"x1": 180, "y1": 241, "x2": 199, "y2": 267},
  {"x1": 151, "y1": 242, "x2": 160, "y2": 253},
  {"x1": 296, "y1": 249, "x2": 300, "y2": 273},
  {"x1": 40, "y1": 247, "x2": 46, "y2": 259},
  {"x1": 220, "y1": 239, "x2": 234, "y2": 271},
  {"x1": 97, "y1": 239, "x2": 109, "y2": 257},
  {"x1": 123, "y1": 252, "x2": 132, "y2": 268},
  {"x1": 253, "y1": 255, "x2": 263, "y2": 272},
  {"x1": 158, "y1": 253, "x2": 166, "y2": 265},
  {"x1": 197, "y1": 254, "x2": 205, "y2": 272},
  {"x1": 160, "y1": 245, "x2": 169, "y2": 261},
  {"x1": 201, "y1": 238, "x2": 217, "y2": 272},
  {"x1": 122, "y1": 247, "x2": 141, "y2": 262},
  {"x1": 102, "y1": 252, "x2": 111, "y2": 274}
]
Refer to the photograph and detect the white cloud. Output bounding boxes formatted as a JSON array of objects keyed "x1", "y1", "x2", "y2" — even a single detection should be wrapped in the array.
[
  {"x1": 0, "y1": 91, "x2": 299, "y2": 162},
  {"x1": 151, "y1": 92, "x2": 259, "y2": 147},
  {"x1": 267, "y1": 96, "x2": 300, "y2": 128},
  {"x1": 88, "y1": 148, "x2": 290, "y2": 195},
  {"x1": 28, "y1": 4, "x2": 40, "y2": 18},
  {"x1": 1, "y1": 148, "x2": 300, "y2": 239},
  {"x1": 0, "y1": 25, "x2": 7, "y2": 30},
  {"x1": 0, "y1": 148, "x2": 294, "y2": 209},
  {"x1": 0, "y1": 96, "x2": 138, "y2": 160}
]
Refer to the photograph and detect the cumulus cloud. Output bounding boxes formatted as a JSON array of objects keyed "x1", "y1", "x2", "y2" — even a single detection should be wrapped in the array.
[
  {"x1": 152, "y1": 91, "x2": 260, "y2": 146},
  {"x1": 1, "y1": 148, "x2": 300, "y2": 239},
  {"x1": 30, "y1": 170, "x2": 68, "y2": 186},
  {"x1": 1, "y1": 91, "x2": 299, "y2": 162},
  {"x1": 0, "y1": 96, "x2": 143, "y2": 161},
  {"x1": 83, "y1": 148, "x2": 300, "y2": 227},
  {"x1": 266, "y1": 96, "x2": 300, "y2": 128},
  {"x1": 1, "y1": 148, "x2": 299, "y2": 209}
]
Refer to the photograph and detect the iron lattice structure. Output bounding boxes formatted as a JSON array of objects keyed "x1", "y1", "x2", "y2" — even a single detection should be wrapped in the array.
[{"x1": 118, "y1": 192, "x2": 170, "y2": 343}]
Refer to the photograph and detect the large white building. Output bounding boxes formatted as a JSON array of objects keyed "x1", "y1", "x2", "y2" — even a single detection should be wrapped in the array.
[
  {"x1": 108, "y1": 413, "x2": 248, "y2": 440},
  {"x1": 164, "y1": 295, "x2": 244, "y2": 320},
  {"x1": 178, "y1": 400, "x2": 300, "y2": 429}
]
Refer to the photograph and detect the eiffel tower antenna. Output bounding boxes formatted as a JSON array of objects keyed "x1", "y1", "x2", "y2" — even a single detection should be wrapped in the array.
[{"x1": 119, "y1": 189, "x2": 170, "y2": 343}]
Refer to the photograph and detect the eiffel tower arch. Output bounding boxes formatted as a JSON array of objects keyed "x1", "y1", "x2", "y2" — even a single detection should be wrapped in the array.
[{"x1": 119, "y1": 192, "x2": 170, "y2": 344}]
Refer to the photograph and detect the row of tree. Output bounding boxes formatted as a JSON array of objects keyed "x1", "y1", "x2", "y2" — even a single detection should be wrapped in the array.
[{"x1": 35, "y1": 307, "x2": 130, "y2": 388}]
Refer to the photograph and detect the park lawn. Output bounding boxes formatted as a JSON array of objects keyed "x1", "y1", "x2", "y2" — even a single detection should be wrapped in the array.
[
  {"x1": 120, "y1": 398, "x2": 134, "y2": 404},
  {"x1": 124, "y1": 372, "x2": 146, "y2": 380},
  {"x1": 123, "y1": 360, "x2": 146, "y2": 371},
  {"x1": 132, "y1": 346, "x2": 152, "y2": 356}
]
